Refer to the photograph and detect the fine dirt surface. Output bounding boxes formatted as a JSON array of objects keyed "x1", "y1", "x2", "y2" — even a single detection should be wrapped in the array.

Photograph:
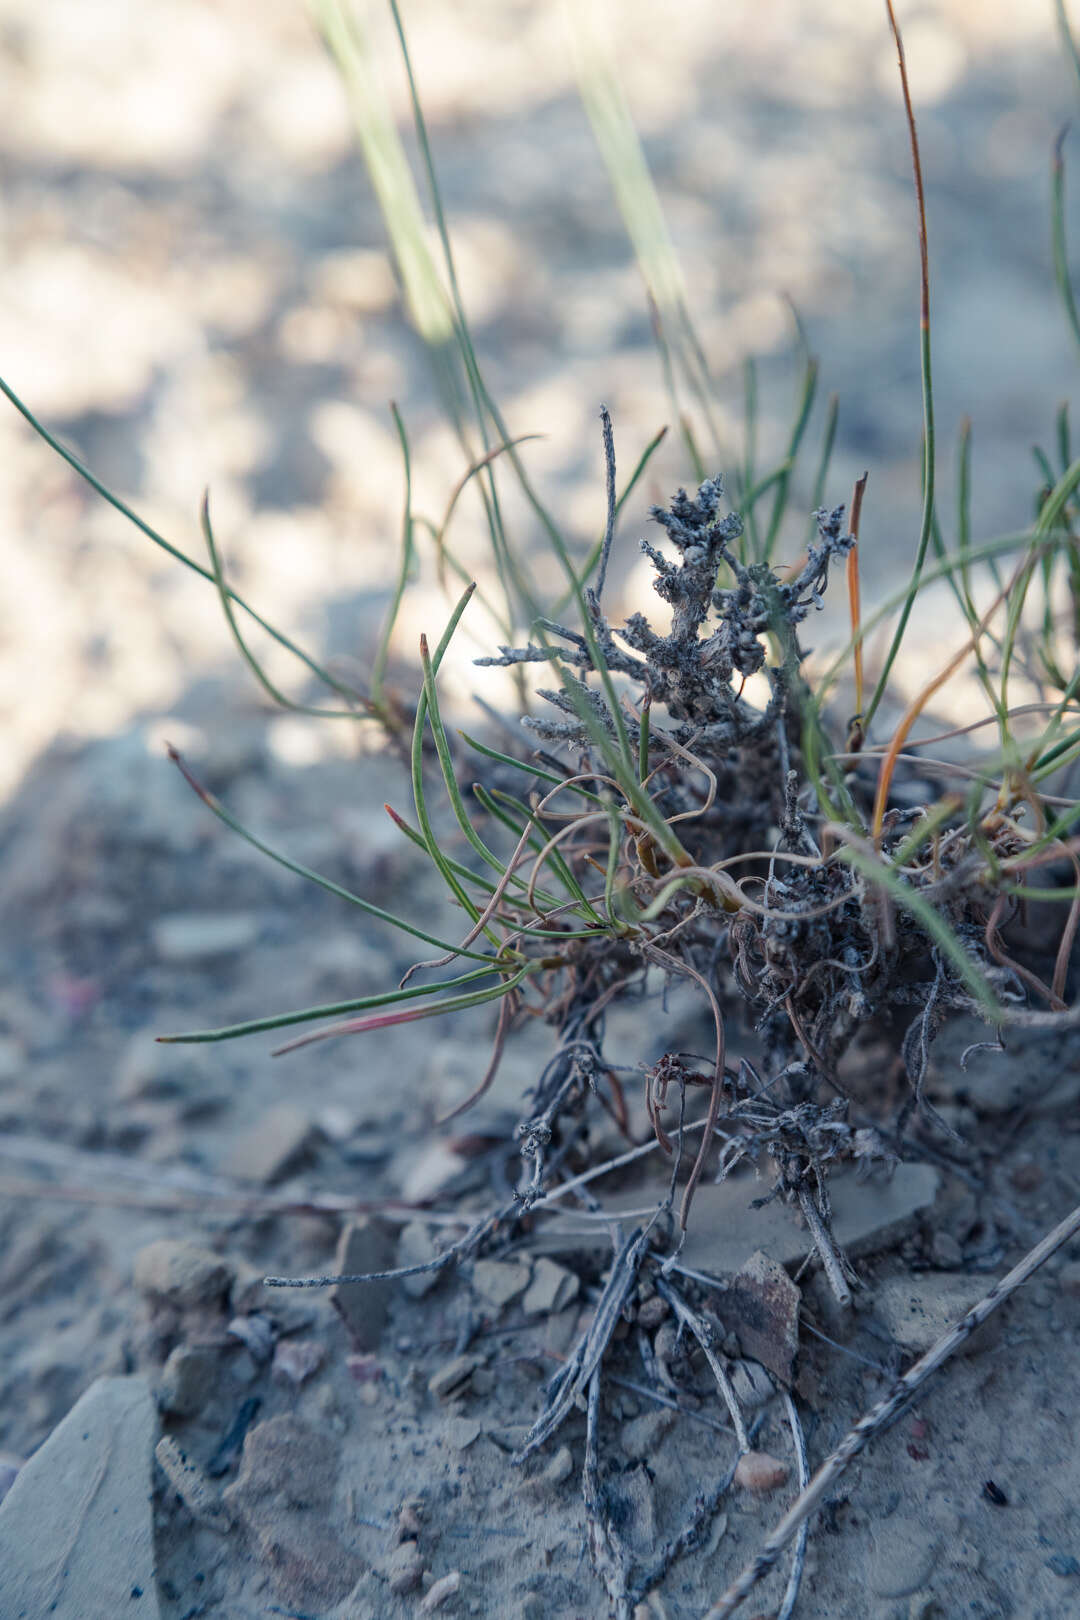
[{"x1": 4, "y1": 4, "x2": 1080, "y2": 1618}]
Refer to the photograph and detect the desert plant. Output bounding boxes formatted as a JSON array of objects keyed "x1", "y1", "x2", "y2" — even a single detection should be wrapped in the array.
[{"x1": 5, "y1": 2, "x2": 1080, "y2": 1615}]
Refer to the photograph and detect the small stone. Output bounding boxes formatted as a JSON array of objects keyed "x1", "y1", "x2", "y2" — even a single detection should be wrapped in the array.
[
  {"x1": 227, "y1": 1313, "x2": 275, "y2": 1363},
  {"x1": 155, "y1": 1435, "x2": 232, "y2": 1531},
  {"x1": 620, "y1": 1407, "x2": 677, "y2": 1458},
  {"x1": 398, "y1": 1220, "x2": 442, "y2": 1298},
  {"x1": 543, "y1": 1306, "x2": 583, "y2": 1359},
  {"x1": 521, "y1": 1257, "x2": 579, "y2": 1316},
  {"x1": 398, "y1": 1495, "x2": 426, "y2": 1537},
  {"x1": 472, "y1": 1258, "x2": 532, "y2": 1310},
  {"x1": 469, "y1": 1367, "x2": 496, "y2": 1396},
  {"x1": 272, "y1": 1338, "x2": 325, "y2": 1387},
  {"x1": 734, "y1": 1450, "x2": 788, "y2": 1493},
  {"x1": 134, "y1": 1240, "x2": 233, "y2": 1310},
  {"x1": 401, "y1": 1140, "x2": 468, "y2": 1203},
  {"x1": 152, "y1": 910, "x2": 259, "y2": 962},
  {"x1": 729, "y1": 1359, "x2": 776, "y2": 1411},
  {"x1": 159, "y1": 1345, "x2": 219, "y2": 1418},
  {"x1": 420, "y1": 1569, "x2": 462, "y2": 1611},
  {"x1": 930, "y1": 1230, "x2": 964, "y2": 1269},
  {"x1": 524, "y1": 1445, "x2": 574, "y2": 1491},
  {"x1": 226, "y1": 1105, "x2": 315, "y2": 1184},
  {"x1": 228, "y1": 1259, "x2": 267, "y2": 1315},
  {"x1": 387, "y1": 1538, "x2": 424, "y2": 1593},
  {"x1": 636, "y1": 1294, "x2": 669, "y2": 1330},
  {"x1": 0, "y1": 1378, "x2": 161, "y2": 1616},
  {"x1": 447, "y1": 1417, "x2": 482, "y2": 1451},
  {"x1": 428, "y1": 1354, "x2": 484, "y2": 1402},
  {"x1": 330, "y1": 1216, "x2": 398, "y2": 1349},
  {"x1": 724, "y1": 1250, "x2": 800, "y2": 1387}
]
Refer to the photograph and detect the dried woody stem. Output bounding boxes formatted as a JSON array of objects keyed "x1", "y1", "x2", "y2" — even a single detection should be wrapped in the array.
[{"x1": 702, "y1": 1196, "x2": 1080, "y2": 1619}]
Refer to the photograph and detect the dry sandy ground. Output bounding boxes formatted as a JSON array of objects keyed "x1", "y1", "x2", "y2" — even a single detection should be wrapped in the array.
[{"x1": 2, "y1": 3, "x2": 1080, "y2": 1618}]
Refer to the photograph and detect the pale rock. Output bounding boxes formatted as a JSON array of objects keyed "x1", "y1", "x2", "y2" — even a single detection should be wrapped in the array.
[
  {"x1": 387, "y1": 1538, "x2": 424, "y2": 1593},
  {"x1": 271, "y1": 1338, "x2": 325, "y2": 1387},
  {"x1": 620, "y1": 1406, "x2": 677, "y2": 1458},
  {"x1": 397, "y1": 1220, "x2": 442, "y2": 1298},
  {"x1": 329, "y1": 1216, "x2": 397, "y2": 1349},
  {"x1": 523, "y1": 1444, "x2": 575, "y2": 1494},
  {"x1": 734, "y1": 1449, "x2": 788, "y2": 1492},
  {"x1": 158, "y1": 1344, "x2": 219, "y2": 1418},
  {"x1": 428, "y1": 1353, "x2": 483, "y2": 1402},
  {"x1": 420, "y1": 1570, "x2": 462, "y2": 1611},
  {"x1": 226, "y1": 1104, "x2": 315, "y2": 1184},
  {"x1": 227, "y1": 1313, "x2": 275, "y2": 1363},
  {"x1": 472, "y1": 1257, "x2": 531, "y2": 1310},
  {"x1": 521, "y1": 1257, "x2": 579, "y2": 1316},
  {"x1": 152, "y1": 910, "x2": 260, "y2": 962},
  {"x1": 133, "y1": 1239, "x2": 233, "y2": 1310},
  {"x1": 0, "y1": 1376, "x2": 160, "y2": 1617}
]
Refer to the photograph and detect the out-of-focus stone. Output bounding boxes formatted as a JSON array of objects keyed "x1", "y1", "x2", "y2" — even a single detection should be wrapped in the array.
[
  {"x1": 329, "y1": 1216, "x2": 397, "y2": 1350},
  {"x1": 0, "y1": 1377, "x2": 160, "y2": 1616},
  {"x1": 133, "y1": 1239, "x2": 233, "y2": 1310},
  {"x1": 151, "y1": 911, "x2": 259, "y2": 962},
  {"x1": 225, "y1": 1104, "x2": 315, "y2": 1184}
]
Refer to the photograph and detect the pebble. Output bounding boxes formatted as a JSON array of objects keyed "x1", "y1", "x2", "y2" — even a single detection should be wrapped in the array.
[
  {"x1": 420, "y1": 1569, "x2": 462, "y2": 1611},
  {"x1": 929, "y1": 1230, "x2": 964, "y2": 1269},
  {"x1": 272, "y1": 1337, "x2": 325, "y2": 1387},
  {"x1": 734, "y1": 1450, "x2": 789, "y2": 1493},
  {"x1": 228, "y1": 1259, "x2": 267, "y2": 1315},
  {"x1": 133, "y1": 1239, "x2": 234, "y2": 1310},
  {"x1": 151, "y1": 910, "x2": 260, "y2": 962},
  {"x1": 158, "y1": 1344, "x2": 220, "y2": 1418},
  {"x1": 401, "y1": 1140, "x2": 468, "y2": 1202},
  {"x1": 447, "y1": 1416, "x2": 482, "y2": 1450},
  {"x1": 227, "y1": 1313, "x2": 275, "y2": 1363},
  {"x1": 397, "y1": 1220, "x2": 443, "y2": 1298},
  {"x1": 155, "y1": 1435, "x2": 232, "y2": 1531},
  {"x1": 0, "y1": 1376, "x2": 161, "y2": 1616},
  {"x1": 521, "y1": 1256, "x2": 579, "y2": 1316},
  {"x1": 729, "y1": 1359, "x2": 776, "y2": 1411},
  {"x1": 387, "y1": 1538, "x2": 424, "y2": 1593},
  {"x1": 636, "y1": 1294, "x2": 669, "y2": 1330},
  {"x1": 226, "y1": 1104, "x2": 316, "y2": 1184},
  {"x1": 524, "y1": 1445, "x2": 574, "y2": 1491},
  {"x1": 330, "y1": 1216, "x2": 398, "y2": 1349},
  {"x1": 472, "y1": 1257, "x2": 532, "y2": 1310},
  {"x1": 428, "y1": 1353, "x2": 484, "y2": 1402},
  {"x1": 620, "y1": 1407, "x2": 677, "y2": 1458}
]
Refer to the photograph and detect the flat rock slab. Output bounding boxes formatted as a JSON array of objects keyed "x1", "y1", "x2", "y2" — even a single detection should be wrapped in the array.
[
  {"x1": 682, "y1": 1164, "x2": 942, "y2": 1275},
  {"x1": 532, "y1": 1163, "x2": 941, "y2": 1277},
  {"x1": 0, "y1": 1375, "x2": 160, "y2": 1619}
]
